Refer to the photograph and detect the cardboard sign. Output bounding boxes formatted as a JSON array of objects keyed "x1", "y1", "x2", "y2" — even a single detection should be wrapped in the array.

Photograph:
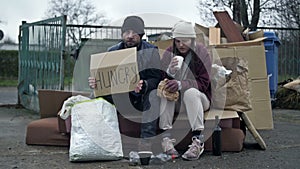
[{"x1": 90, "y1": 47, "x2": 140, "y2": 97}]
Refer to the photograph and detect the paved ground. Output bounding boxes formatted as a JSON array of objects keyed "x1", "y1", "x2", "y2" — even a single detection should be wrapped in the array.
[
  {"x1": 0, "y1": 87, "x2": 299, "y2": 169},
  {"x1": 0, "y1": 87, "x2": 18, "y2": 105}
]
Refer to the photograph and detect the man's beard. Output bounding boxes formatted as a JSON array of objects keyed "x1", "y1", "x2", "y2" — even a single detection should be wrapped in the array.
[{"x1": 124, "y1": 40, "x2": 139, "y2": 48}]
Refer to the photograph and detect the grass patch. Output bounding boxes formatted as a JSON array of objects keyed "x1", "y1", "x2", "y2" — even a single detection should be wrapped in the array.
[
  {"x1": 0, "y1": 79, "x2": 18, "y2": 87},
  {"x1": 0, "y1": 77, "x2": 72, "y2": 88}
]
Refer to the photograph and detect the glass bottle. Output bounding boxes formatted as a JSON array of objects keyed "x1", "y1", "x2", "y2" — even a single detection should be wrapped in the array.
[{"x1": 212, "y1": 115, "x2": 222, "y2": 156}]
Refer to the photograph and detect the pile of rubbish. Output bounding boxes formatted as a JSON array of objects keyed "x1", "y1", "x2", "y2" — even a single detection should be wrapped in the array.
[{"x1": 273, "y1": 78, "x2": 300, "y2": 109}]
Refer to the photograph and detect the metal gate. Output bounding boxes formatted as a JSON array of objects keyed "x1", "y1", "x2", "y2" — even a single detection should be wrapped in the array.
[{"x1": 18, "y1": 15, "x2": 66, "y2": 111}]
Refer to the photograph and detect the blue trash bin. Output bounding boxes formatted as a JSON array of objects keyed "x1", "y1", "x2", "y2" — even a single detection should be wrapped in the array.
[{"x1": 263, "y1": 32, "x2": 281, "y2": 99}]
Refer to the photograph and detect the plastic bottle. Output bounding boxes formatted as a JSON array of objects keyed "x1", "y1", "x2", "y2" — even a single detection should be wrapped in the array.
[
  {"x1": 129, "y1": 151, "x2": 140, "y2": 166},
  {"x1": 198, "y1": 134, "x2": 205, "y2": 143},
  {"x1": 149, "y1": 153, "x2": 172, "y2": 164},
  {"x1": 212, "y1": 115, "x2": 222, "y2": 156}
]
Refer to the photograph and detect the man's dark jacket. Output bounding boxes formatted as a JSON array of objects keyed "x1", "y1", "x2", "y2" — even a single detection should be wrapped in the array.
[{"x1": 107, "y1": 40, "x2": 161, "y2": 111}]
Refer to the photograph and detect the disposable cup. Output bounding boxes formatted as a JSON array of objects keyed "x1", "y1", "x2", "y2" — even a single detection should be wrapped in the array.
[
  {"x1": 174, "y1": 55, "x2": 184, "y2": 69},
  {"x1": 138, "y1": 151, "x2": 153, "y2": 165}
]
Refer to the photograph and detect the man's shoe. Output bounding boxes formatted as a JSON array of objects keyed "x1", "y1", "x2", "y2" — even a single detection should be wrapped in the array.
[
  {"x1": 181, "y1": 136, "x2": 204, "y2": 161},
  {"x1": 161, "y1": 137, "x2": 179, "y2": 158}
]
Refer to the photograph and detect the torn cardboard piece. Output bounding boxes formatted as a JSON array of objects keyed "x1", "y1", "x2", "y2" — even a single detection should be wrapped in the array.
[
  {"x1": 213, "y1": 11, "x2": 244, "y2": 42},
  {"x1": 239, "y1": 112, "x2": 267, "y2": 150},
  {"x1": 90, "y1": 47, "x2": 140, "y2": 97}
]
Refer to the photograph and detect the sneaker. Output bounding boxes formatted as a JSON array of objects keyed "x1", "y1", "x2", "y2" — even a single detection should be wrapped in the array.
[
  {"x1": 181, "y1": 136, "x2": 204, "y2": 161},
  {"x1": 161, "y1": 137, "x2": 179, "y2": 158}
]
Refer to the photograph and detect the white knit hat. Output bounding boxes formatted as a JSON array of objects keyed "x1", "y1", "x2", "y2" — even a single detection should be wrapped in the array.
[{"x1": 172, "y1": 21, "x2": 196, "y2": 38}]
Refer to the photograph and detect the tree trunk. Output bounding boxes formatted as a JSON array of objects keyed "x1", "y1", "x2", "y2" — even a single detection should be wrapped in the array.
[
  {"x1": 233, "y1": 0, "x2": 241, "y2": 24},
  {"x1": 240, "y1": 0, "x2": 249, "y2": 28},
  {"x1": 249, "y1": 0, "x2": 260, "y2": 30}
]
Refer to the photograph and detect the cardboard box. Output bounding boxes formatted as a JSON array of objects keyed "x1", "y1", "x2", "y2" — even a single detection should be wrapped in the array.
[
  {"x1": 212, "y1": 40, "x2": 273, "y2": 130},
  {"x1": 90, "y1": 47, "x2": 140, "y2": 97},
  {"x1": 213, "y1": 44, "x2": 267, "y2": 79},
  {"x1": 153, "y1": 39, "x2": 172, "y2": 58},
  {"x1": 194, "y1": 23, "x2": 210, "y2": 47},
  {"x1": 205, "y1": 109, "x2": 240, "y2": 129},
  {"x1": 209, "y1": 27, "x2": 221, "y2": 45}
]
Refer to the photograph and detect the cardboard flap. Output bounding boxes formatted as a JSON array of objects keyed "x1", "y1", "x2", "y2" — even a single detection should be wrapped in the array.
[{"x1": 214, "y1": 37, "x2": 266, "y2": 47}]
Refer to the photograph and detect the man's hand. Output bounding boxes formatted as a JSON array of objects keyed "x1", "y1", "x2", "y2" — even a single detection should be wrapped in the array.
[
  {"x1": 165, "y1": 79, "x2": 179, "y2": 93},
  {"x1": 88, "y1": 77, "x2": 97, "y2": 89},
  {"x1": 134, "y1": 80, "x2": 144, "y2": 93}
]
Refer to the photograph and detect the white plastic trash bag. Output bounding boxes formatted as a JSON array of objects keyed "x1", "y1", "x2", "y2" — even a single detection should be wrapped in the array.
[
  {"x1": 59, "y1": 95, "x2": 91, "y2": 120},
  {"x1": 69, "y1": 98, "x2": 123, "y2": 161}
]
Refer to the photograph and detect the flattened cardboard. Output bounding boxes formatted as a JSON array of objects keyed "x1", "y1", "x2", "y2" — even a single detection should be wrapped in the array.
[
  {"x1": 214, "y1": 44, "x2": 267, "y2": 79},
  {"x1": 249, "y1": 78, "x2": 271, "y2": 101},
  {"x1": 177, "y1": 109, "x2": 239, "y2": 121},
  {"x1": 90, "y1": 48, "x2": 140, "y2": 97},
  {"x1": 205, "y1": 109, "x2": 239, "y2": 120},
  {"x1": 195, "y1": 23, "x2": 209, "y2": 36},
  {"x1": 246, "y1": 100, "x2": 274, "y2": 130}
]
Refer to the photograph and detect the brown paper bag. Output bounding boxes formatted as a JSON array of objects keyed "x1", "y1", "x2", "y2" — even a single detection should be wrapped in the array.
[{"x1": 212, "y1": 57, "x2": 252, "y2": 112}]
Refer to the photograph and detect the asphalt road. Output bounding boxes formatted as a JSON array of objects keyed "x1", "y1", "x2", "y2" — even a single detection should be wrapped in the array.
[
  {"x1": 0, "y1": 87, "x2": 299, "y2": 169},
  {"x1": 0, "y1": 87, "x2": 18, "y2": 105}
]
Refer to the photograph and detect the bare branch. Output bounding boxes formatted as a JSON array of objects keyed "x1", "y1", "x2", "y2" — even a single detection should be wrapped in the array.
[{"x1": 45, "y1": 0, "x2": 108, "y2": 46}]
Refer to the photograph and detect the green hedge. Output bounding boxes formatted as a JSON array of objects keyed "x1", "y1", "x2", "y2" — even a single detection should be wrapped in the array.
[{"x1": 0, "y1": 50, "x2": 18, "y2": 78}]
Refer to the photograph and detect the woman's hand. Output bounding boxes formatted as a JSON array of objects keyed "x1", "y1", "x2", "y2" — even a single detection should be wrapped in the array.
[
  {"x1": 168, "y1": 57, "x2": 180, "y2": 74},
  {"x1": 88, "y1": 77, "x2": 97, "y2": 89},
  {"x1": 165, "y1": 79, "x2": 179, "y2": 93}
]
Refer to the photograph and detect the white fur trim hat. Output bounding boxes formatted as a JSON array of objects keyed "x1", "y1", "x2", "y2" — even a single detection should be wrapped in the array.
[{"x1": 172, "y1": 21, "x2": 196, "y2": 38}]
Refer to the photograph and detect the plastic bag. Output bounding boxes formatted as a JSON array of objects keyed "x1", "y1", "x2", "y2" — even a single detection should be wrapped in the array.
[
  {"x1": 69, "y1": 98, "x2": 123, "y2": 161},
  {"x1": 59, "y1": 95, "x2": 91, "y2": 120}
]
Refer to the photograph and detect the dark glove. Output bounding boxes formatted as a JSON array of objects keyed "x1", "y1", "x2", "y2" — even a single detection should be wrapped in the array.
[{"x1": 165, "y1": 79, "x2": 179, "y2": 93}]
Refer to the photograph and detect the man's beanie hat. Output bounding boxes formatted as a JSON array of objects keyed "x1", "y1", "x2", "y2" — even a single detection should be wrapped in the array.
[
  {"x1": 172, "y1": 21, "x2": 196, "y2": 38},
  {"x1": 121, "y1": 16, "x2": 145, "y2": 35}
]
